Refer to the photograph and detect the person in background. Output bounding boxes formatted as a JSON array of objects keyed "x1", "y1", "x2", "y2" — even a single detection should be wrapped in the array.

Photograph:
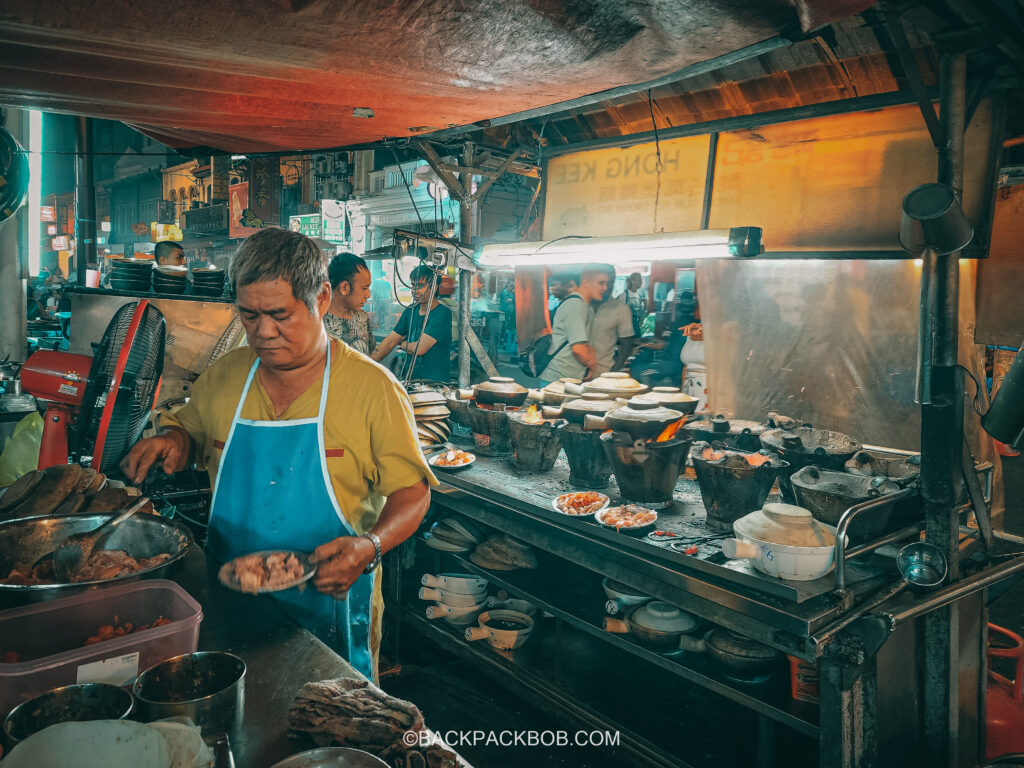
[
  {"x1": 370, "y1": 273, "x2": 393, "y2": 331},
  {"x1": 547, "y1": 269, "x2": 579, "y2": 313},
  {"x1": 539, "y1": 265, "x2": 608, "y2": 383},
  {"x1": 372, "y1": 265, "x2": 452, "y2": 383},
  {"x1": 498, "y1": 279, "x2": 517, "y2": 357},
  {"x1": 590, "y1": 265, "x2": 636, "y2": 375},
  {"x1": 154, "y1": 241, "x2": 186, "y2": 267},
  {"x1": 619, "y1": 271, "x2": 647, "y2": 337},
  {"x1": 324, "y1": 252, "x2": 375, "y2": 355},
  {"x1": 680, "y1": 307, "x2": 708, "y2": 411}
]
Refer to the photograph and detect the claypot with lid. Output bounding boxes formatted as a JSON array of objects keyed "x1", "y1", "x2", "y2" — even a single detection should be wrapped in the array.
[
  {"x1": 679, "y1": 628, "x2": 783, "y2": 683},
  {"x1": 534, "y1": 378, "x2": 583, "y2": 406},
  {"x1": 648, "y1": 387, "x2": 699, "y2": 415},
  {"x1": 472, "y1": 376, "x2": 529, "y2": 407},
  {"x1": 603, "y1": 601, "x2": 700, "y2": 651},
  {"x1": 581, "y1": 371, "x2": 648, "y2": 398},
  {"x1": 543, "y1": 392, "x2": 623, "y2": 425},
  {"x1": 733, "y1": 502, "x2": 835, "y2": 548},
  {"x1": 586, "y1": 396, "x2": 683, "y2": 441}
]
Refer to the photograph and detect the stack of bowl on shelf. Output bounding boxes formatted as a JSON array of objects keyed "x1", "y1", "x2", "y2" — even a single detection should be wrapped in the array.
[
  {"x1": 190, "y1": 267, "x2": 226, "y2": 298},
  {"x1": 151, "y1": 265, "x2": 188, "y2": 295},
  {"x1": 420, "y1": 572, "x2": 489, "y2": 628},
  {"x1": 423, "y1": 516, "x2": 482, "y2": 553},
  {"x1": 408, "y1": 390, "x2": 452, "y2": 449},
  {"x1": 108, "y1": 258, "x2": 153, "y2": 293}
]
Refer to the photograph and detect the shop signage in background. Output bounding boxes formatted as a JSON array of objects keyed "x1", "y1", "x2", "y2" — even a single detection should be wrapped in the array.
[
  {"x1": 289, "y1": 213, "x2": 322, "y2": 238},
  {"x1": 157, "y1": 200, "x2": 177, "y2": 225},
  {"x1": 151, "y1": 222, "x2": 183, "y2": 242},
  {"x1": 51, "y1": 235, "x2": 69, "y2": 250},
  {"x1": 229, "y1": 183, "x2": 265, "y2": 239},
  {"x1": 210, "y1": 156, "x2": 230, "y2": 203},
  {"x1": 321, "y1": 199, "x2": 347, "y2": 244},
  {"x1": 543, "y1": 135, "x2": 711, "y2": 239},
  {"x1": 46, "y1": 225, "x2": 57, "y2": 235},
  {"x1": 249, "y1": 157, "x2": 281, "y2": 225},
  {"x1": 40, "y1": 205, "x2": 56, "y2": 223},
  {"x1": 183, "y1": 204, "x2": 229, "y2": 236}
]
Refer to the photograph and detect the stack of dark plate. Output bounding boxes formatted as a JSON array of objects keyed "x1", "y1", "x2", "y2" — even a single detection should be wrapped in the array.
[
  {"x1": 152, "y1": 265, "x2": 188, "y2": 295},
  {"x1": 109, "y1": 258, "x2": 154, "y2": 293},
  {"x1": 191, "y1": 267, "x2": 226, "y2": 298}
]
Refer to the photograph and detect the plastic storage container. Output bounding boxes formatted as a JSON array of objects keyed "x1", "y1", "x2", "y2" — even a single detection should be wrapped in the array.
[{"x1": 0, "y1": 579, "x2": 202, "y2": 717}]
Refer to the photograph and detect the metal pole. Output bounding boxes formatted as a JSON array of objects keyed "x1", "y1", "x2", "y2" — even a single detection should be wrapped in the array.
[
  {"x1": 921, "y1": 51, "x2": 967, "y2": 768},
  {"x1": 457, "y1": 141, "x2": 473, "y2": 388},
  {"x1": 0, "y1": 109, "x2": 28, "y2": 363},
  {"x1": 74, "y1": 116, "x2": 97, "y2": 284}
]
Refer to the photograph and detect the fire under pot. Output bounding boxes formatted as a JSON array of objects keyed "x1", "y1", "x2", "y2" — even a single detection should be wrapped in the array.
[{"x1": 600, "y1": 431, "x2": 694, "y2": 508}]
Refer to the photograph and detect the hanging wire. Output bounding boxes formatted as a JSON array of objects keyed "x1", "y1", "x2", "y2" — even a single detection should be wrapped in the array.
[{"x1": 647, "y1": 89, "x2": 665, "y2": 232}]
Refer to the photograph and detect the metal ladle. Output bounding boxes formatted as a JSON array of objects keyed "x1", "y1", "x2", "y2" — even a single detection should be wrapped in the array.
[{"x1": 41, "y1": 496, "x2": 150, "y2": 581}]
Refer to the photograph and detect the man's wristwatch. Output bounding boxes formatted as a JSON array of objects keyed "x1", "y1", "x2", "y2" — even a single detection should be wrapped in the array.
[{"x1": 361, "y1": 532, "x2": 383, "y2": 574}]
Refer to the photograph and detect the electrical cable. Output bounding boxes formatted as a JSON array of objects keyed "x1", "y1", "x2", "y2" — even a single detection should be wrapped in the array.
[
  {"x1": 957, "y1": 364, "x2": 988, "y2": 417},
  {"x1": 647, "y1": 89, "x2": 665, "y2": 233}
]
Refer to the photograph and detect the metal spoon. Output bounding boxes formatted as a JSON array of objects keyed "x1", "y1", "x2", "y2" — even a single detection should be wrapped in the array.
[{"x1": 49, "y1": 497, "x2": 150, "y2": 581}]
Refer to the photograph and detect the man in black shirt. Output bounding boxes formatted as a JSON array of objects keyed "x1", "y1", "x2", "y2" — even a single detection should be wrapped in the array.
[{"x1": 372, "y1": 266, "x2": 452, "y2": 383}]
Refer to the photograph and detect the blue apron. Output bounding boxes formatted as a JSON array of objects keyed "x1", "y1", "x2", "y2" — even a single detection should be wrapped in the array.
[{"x1": 207, "y1": 342, "x2": 376, "y2": 681}]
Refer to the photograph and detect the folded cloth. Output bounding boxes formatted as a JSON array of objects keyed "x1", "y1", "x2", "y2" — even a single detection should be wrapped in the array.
[{"x1": 288, "y1": 677, "x2": 461, "y2": 767}]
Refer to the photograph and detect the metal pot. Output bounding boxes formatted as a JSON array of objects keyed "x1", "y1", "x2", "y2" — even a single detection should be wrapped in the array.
[
  {"x1": 587, "y1": 397, "x2": 683, "y2": 441},
  {"x1": 680, "y1": 628, "x2": 783, "y2": 684},
  {"x1": 271, "y1": 748, "x2": 389, "y2": 768},
  {"x1": 133, "y1": 651, "x2": 246, "y2": 736},
  {"x1": 790, "y1": 465, "x2": 900, "y2": 543},
  {"x1": 472, "y1": 376, "x2": 529, "y2": 407},
  {"x1": 543, "y1": 392, "x2": 623, "y2": 425},
  {"x1": 760, "y1": 426, "x2": 862, "y2": 503},
  {"x1": 691, "y1": 442, "x2": 789, "y2": 532},
  {"x1": 603, "y1": 601, "x2": 700, "y2": 651},
  {"x1": 681, "y1": 416, "x2": 767, "y2": 452},
  {"x1": 581, "y1": 372, "x2": 648, "y2": 399},
  {"x1": 4, "y1": 683, "x2": 133, "y2": 743}
]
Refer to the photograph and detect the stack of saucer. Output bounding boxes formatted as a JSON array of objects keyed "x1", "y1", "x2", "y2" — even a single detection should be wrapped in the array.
[
  {"x1": 410, "y1": 389, "x2": 452, "y2": 448},
  {"x1": 191, "y1": 267, "x2": 226, "y2": 297},
  {"x1": 109, "y1": 258, "x2": 153, "y2": 293},
  {"x1": 423, "y1": 516, "x2": 483, "y2": 553},
  {"x1": 152, "y1": 265, "x2": 188, "y2": 295}
]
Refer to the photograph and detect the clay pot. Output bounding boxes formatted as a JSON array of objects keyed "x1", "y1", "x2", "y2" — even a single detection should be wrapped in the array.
[
  {"x1": 543, "y1": 392, "x2": 623, "y2": 425},
  {"x1": 581, "y1": 371, "x2": 648, "y2": 398},
  {"x1": 588, "y1": 397, "x2": 683, "y2": 442},
  {"x1": 679, "y1": 628, "x2": 783, "y2": 683},
  {"x1": 603, "y1": 601, "x2": 700, "y2": 651},
  {"x1": 649, "y1": 387, "x2": 699, "y2": 415},
  {"x1": 535, "y1": 378, "x2": 583, "y2": 406},
  {"x1": 473, "y1": 377, "x2": 529, "y2": 407}
]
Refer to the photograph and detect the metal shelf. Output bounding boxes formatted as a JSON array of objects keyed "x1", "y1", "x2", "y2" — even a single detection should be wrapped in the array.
[
  {"x1": 400, "y1": 606, "x2": 691, "y2": 768},
  {"x1": 447, "y1": 551, "x2": 819, "y2": 739}
]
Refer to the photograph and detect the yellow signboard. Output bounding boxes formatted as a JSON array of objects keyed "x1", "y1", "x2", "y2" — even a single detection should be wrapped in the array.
[
  {"x1": 543, "y1": 135, "x2": 711, "y2": 239},
  {"x1": 151, "y1": 222, "x2": 184, "y2": 242}
]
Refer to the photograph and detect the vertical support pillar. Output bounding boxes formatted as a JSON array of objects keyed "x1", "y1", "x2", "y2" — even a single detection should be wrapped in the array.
[
  {"x1": 819, "y1": 656, "x2": 878, "y2": 768},
  {"x1": 0, "y1": 109, "x2": 28, "y2": 363},
  {"x1": 74, "y1": 116, "x2": 97, "y2": 284},
  {"x1": 921, "y1": 51, "x2": 967, "y2": 768},
  {"x1": 457, "y1": 142, "x2": 474, "y2": 388}
]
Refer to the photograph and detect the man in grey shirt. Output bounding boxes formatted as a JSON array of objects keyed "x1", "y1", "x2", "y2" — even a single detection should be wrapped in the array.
[
  {"x1": 590, "y1": 266, "x2": 636, "y2": 375},
  {"x1": 540, "y1": 266, "x2": 608, "y2": 382}
]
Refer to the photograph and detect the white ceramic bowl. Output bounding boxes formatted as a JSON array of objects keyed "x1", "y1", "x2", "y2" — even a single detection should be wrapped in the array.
[
  {"x1": 418, "y1": 585, "x2": 486, "y2": 606},
  {"x1": 464, "y1": 610, "x2": 535, "y2": 650},
  {"x1": 722, "y1": 526, "x2": 840, "y2": 581}
]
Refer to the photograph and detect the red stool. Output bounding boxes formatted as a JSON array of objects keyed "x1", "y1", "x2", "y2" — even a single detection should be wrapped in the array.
[{"x1": 987, "y1": 623, "x2": 1024, "y2": 760}]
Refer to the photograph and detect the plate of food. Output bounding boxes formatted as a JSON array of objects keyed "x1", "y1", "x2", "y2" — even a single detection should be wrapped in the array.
[
  {"x1": 218, "y1": 550, "x2": 316, "y2": 594},
  {"x1": 552, "y1": 491, "x2": 609, "y2": 517},
  {"x1": 595, "y1": 505, "x2": 659, "y2": 535},
  {"x1": 428, "y1": 448, "x2": 476, "y2": 470}
]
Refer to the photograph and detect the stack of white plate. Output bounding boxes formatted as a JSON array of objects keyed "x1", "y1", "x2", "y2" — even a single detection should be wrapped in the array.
[
  {"x1": 423, "y1": 516, "x2": 483, "y2": 553},
  {"x1": 410, "y1": 390, "x2": 451, "y2": 448},
  {"x1": 420, "y1": 572, "x2": 489, "y2": 627}
]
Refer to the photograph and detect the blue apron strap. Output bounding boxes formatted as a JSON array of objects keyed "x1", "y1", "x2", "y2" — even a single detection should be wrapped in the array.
[{"x1": 208, "y1": 358, "x2": 260, "y2": 528}]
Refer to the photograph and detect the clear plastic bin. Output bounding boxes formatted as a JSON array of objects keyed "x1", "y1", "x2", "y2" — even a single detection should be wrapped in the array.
[{"x1": 0, "y1": 579, "x2": 202, "y2": 717}]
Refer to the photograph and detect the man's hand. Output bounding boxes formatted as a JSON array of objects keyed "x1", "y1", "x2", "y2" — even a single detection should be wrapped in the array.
[
  {"x1": 120, "y1": 427, "x2": 191, "y2": 485},
  {"x1": 311, "y1": 535, "x2": 376, "y2": 599}
]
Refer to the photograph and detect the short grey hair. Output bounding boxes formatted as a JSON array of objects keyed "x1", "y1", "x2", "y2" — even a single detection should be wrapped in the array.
[{"x1": 229, "y1": 228, "x2": 328, "y2": 313}]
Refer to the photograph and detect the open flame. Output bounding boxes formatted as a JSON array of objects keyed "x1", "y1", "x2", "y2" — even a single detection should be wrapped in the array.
[
  {"x1": 523, "y1": 404, "x2": 544, "y2": 424},
  {"x1": 655, "y1": 418, "x2": 685, "y2": 443}
]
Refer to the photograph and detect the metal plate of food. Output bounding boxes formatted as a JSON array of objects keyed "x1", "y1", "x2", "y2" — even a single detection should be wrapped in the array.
[
  {"x1": 270, "y1": 746, "x2": 388, "y2": 767},
  {"x1": 218, "y1": 550, "x2": 317, "y2": 594},
  {"x1": 0, "y1": 513, "x2": 193, "y2": 592},
  {"x1": 427, "y1": 448, "x2": 476, "y2": 471},
  {"x1": 551, "y1": 491, "x2": 609, "y2": 517}
]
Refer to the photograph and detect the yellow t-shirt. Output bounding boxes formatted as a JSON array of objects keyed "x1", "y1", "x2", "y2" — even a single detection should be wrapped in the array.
[{"x1": 163, "y1": 340, "x2": 437, "y2": 531}]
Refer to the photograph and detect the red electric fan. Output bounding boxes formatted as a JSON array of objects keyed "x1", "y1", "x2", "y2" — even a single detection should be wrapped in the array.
[{"x1": 21, "y1": 300, "x2": 166, "y2": 473}]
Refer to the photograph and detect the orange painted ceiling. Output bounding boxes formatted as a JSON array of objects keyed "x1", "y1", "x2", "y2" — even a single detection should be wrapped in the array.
[{"x1": 0, "y1": 0, "x2": 873, "y2": 153}]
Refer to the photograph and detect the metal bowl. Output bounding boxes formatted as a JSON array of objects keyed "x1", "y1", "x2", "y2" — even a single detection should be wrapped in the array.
[
  {"x1": 0, "y1": 513, "x2": 193, "y2": 593},
  {"x1": 271, "y1": 747, "x2": 389, "y2": 767},
  {"x1": 896, "y1": 541, "x2": 948, "y2": 589},
  {"x1": 3, "y1": 683, "x2": 134, "y2": 743},
  {"x1": 133, "y1": 651, "x2": 245, "y2": 736}
]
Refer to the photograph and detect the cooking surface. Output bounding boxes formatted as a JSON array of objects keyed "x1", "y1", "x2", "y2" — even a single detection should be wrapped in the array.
[{"x1": 437, "y1": 441, "x2": 893, "y2": 606}]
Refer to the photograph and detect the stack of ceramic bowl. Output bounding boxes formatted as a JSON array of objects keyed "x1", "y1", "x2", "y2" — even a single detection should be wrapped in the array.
[
  {"x1": 108, "y1": 258, "x2": 154, "y2": 293},
  {"x1": 409, "y1": 390, "x2": 451, "y2": 448},
  {"x1": 423, "y1": 516, "x2": 483, "y2": 553},
  {"x1": 420, "y1": 572, "x2": 489, "y2": 628},
  {"x1": 191, "y1": 267, "x2": 226, "y2": 297},
  {"x1": 152, "y1": 265, "x2": 188, "y2": 295}
]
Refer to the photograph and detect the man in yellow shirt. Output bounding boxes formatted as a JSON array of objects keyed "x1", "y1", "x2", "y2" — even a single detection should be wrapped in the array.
[{"x1": 122, "y1": 228, "x2": 435, "y2": 682}]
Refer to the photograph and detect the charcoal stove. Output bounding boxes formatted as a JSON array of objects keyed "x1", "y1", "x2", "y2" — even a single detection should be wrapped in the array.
[
  {"x1": 600, "y1": 431, "x2": 694, "y2": 508},
  {"x1": 463, "y1": 401, "x2": 519, "y2": 457},
  {"x1": 507, "y1": 410, "x2": 564, "y2": 472},
  {"x1": 558, "y1": 423, "x2": 614, "y2": 488}
]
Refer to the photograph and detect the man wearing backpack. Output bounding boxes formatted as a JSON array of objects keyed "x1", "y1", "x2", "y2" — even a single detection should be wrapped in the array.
[{"x1": 538, "y1": 265, "x2": 609, "y2": 383}]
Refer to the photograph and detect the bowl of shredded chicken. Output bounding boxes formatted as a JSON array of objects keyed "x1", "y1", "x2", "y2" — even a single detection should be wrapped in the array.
[{"x1": 218, "y1": 551, "x2": 315, "y2": 594}]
